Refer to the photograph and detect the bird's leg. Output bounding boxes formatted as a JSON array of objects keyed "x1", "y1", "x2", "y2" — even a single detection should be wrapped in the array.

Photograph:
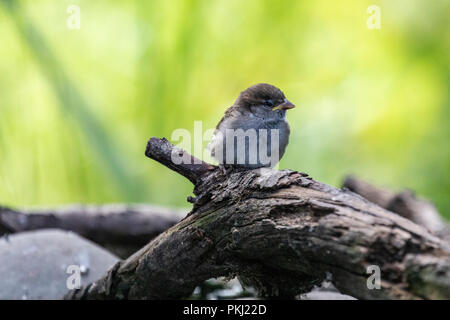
[
  {"x1": 219, "y1": 164, "x2": 234, "y2": 176},
  {"x1": 219, "y1": 164, "x2": 227, "y2": 175}
]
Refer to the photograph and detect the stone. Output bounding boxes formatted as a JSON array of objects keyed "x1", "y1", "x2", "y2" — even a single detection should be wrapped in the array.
[{"x1": 0, "y1": 229, "x2": 119, "y2": 299}]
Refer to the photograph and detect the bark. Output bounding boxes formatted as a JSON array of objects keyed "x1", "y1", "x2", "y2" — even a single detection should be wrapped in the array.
[
  {"x1": 0, "y1": 204, "x2": 185, "y2": 258},
  {"x1": 66, "y1": 137, "x2": 450, "y2": 300}
]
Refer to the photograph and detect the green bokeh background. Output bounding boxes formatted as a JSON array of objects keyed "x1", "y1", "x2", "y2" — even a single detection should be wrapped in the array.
[{"x1": 0, "y1": 0, "x2": 449, "y2": 218}]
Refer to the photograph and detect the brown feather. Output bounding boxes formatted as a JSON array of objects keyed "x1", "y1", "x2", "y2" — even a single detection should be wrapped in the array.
[{"x1": 215, "y1": 83, "x2": 285, "y2": 129}]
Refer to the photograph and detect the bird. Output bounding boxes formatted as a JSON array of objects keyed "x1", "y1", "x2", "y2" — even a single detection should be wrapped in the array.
[{"x1": 208, "y1": 83, "x2": 295, "y2": 170}]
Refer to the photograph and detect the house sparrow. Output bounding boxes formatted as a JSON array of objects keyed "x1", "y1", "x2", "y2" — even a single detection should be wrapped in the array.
[{"x1": 208, "y1": 83, "x2": 295, "y2": 170}]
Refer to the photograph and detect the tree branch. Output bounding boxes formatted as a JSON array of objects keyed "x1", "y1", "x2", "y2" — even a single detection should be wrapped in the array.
[
  {"x1": 145, "y1": 137, "x2": 215, "y2": 184},
  {"x1": 343, "y1": 175, "x2": 450, "y2": 241},
  {"x1": 0, "y1": 204, "x2": 185, "y2": 258},
  {"x1": 66, "y1": 137, "x2": 450, "y2": 300}
]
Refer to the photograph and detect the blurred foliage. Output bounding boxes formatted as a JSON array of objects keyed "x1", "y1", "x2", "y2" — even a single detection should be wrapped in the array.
[{"x1": 0, "y1": 0, "x2": 449, "y2": 218}]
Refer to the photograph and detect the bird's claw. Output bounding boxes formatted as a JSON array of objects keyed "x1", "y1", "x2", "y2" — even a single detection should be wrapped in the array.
[{"x1": 219, "y1": 164, "x2": 231, "y2": 175}]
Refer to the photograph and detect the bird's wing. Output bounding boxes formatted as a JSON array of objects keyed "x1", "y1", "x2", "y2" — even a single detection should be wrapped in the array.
[
  {"x1": 209, "y1": 106, "x2": 241, "y2": 157},
  {"x1": 214, "y1": 105, "x2": 238, "y2": 130}
]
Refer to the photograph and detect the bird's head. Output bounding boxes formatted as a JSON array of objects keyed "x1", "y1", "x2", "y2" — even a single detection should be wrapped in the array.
[{"x1": 235, "y1": 83, "x2": 295, "y2": 117}]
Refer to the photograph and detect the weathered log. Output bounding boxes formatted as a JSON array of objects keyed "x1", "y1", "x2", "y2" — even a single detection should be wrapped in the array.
[
  {"x1": 66, "y1": 137, "x2": 450, "y2": 300},
  {"x1": 343, "y1": 175, "x2": 450, "y2": 241},
  {"x1": 0, "y1": 204, "x2": 185, "y2": 258}
]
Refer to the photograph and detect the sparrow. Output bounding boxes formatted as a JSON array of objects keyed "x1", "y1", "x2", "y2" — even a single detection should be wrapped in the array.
[{"x1": 208, "y1": 83, "x2": 295, "y2": 170}]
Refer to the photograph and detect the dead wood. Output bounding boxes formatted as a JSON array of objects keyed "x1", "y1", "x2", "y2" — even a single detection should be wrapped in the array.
[
  {"x1": 0, "y1": 204, "x2": 185, "y2": 258},
  {"x1": 65, "y1": 137, "x2": 450, "y2": 300}
]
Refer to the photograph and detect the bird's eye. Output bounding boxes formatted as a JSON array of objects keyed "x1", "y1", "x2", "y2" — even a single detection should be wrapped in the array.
[{"x1": 265, "y1": 99, "x2": 274, "y2": 107}]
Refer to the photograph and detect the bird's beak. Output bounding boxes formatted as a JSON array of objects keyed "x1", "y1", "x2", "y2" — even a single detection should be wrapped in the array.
[{"x1": 273, "y1": 99, "x2": 295, "y2": 110}]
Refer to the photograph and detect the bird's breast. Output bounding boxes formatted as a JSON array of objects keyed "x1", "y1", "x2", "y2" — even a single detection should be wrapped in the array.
[{"x1": 209, "y1": 116, "x2": 290, "y2": 168}]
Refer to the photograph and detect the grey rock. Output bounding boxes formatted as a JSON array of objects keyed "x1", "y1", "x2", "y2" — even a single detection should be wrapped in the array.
[
  {"x1": 0, "y1": 229, "x2": 119, "y2": 299},
  {"x1": 300, "y1": 291, "x2": 356, "y2": 300},
  {"x1": 299, "y1": 280, "x2": 356, "y2": 300}
]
